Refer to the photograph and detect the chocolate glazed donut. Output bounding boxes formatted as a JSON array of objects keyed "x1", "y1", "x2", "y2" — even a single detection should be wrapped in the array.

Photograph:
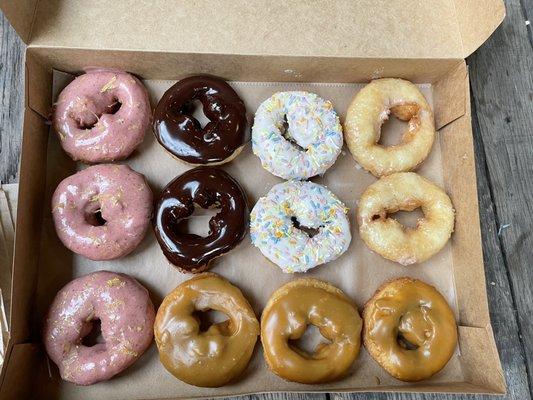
[
  {"x1": 154, "y1": 167, "x2": 249, "y2": 272},
  {"x1": 153, "y1": 76, "x2": 248, "y2": 165}
]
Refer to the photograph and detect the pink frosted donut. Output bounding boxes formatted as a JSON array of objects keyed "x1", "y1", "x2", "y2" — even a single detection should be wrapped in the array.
[
  {"x1": 43, "y1": 271, "x2": 155, "y2": 385},
  {"x1": 53, "y1": 70, "x2": 151, "y2": 162},
  {"x1": 52, "y1": 164, "x2": 153, "y2": 260}
]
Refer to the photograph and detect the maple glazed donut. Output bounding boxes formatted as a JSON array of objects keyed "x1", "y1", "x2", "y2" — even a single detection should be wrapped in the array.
[
  {"x1": 363, "y1": 278, "x2": 458, "y2": 381},
  {"x1": 154, "y1": 167, "x2": 248, "y2": 272},
  {"x1": 153, "y1": 75, "x2": 248, "y2": 165},
  {"x1": 43, "y1": 271, "x2": 155, "y2": 385},
  {"x1": 357, "y1": 172, "x2": 454, "y2": 265},
  {"x1": 261, "y1": 279, "x2": 362, "y2": 384},
  {"x1": 250, "y1": 180, "x2": 351, "y2": 273},
  {"x1": 52, "y1": 164, "x2": 153, "y2": 260},
  {"x1": 344, "y1": 78, "x2": 435, "y2": 177},
  {"x1": 53, "y1": 69, "x2": 151, "y2": 163},
  {"x1": 252, "y1": 91, "x2": 343, "y2": 180},
  {"x1": 154, "y1": 273, "x2": 259, "y2": 387}
]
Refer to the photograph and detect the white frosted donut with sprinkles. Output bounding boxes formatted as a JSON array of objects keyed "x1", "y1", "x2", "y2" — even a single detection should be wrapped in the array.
[
  {"x1": 250, "y1": 180, "x2": 351, "y2": 273},
  {"x1": 252, "y1": 91, "x2": 343, "y2": 180}
]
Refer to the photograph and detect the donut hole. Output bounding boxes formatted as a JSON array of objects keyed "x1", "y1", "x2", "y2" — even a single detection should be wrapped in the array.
[
  {"x1": 280, "y1": 115, "x2": 306, "y2": 152},
  {"x1": 192, "y1": 309, "x2": 230, "y2": 334},
  {"x1": 181, "y1": 99, "x2": 209, "y2": 129},
  {"x1": 81, "y1": 318, "x2": 104, "y2": 347},
  {"x1": 174, "y1": 204, "x2": 220, "y2": 237},
  {"x1": 289, "y1": 324, "x2": 332, "y2": 357},
  {"x1": 388, "y1": 207, "x2": 424, "y2": 229},
  {"x1": 76, "y1": 97, "x2": 122, "y2": 130},
  {"x1": 397, "y1": 332, "x2": 420, "y2": 351},
  {"x1": 291, "y1": 216, "x2": 321, "y2": 238},
  {"x1": 85, "y1": 208, "x2": 107, "y2": 227},
  {"x1": 378, "y1": 104, "x2": 419, "y2": 147}
]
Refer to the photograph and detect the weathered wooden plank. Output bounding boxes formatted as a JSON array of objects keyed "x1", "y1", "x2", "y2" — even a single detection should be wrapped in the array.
[{"x1": 0, "y1": 11, "x2": 24, "y2": 185}]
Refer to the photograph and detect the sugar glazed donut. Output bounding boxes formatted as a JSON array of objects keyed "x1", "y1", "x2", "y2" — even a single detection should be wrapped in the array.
[
  {"x1": 363, "y1": 278, "x2": 458, "y2": 381},
  {"x1": 153, "y1": 75, "x2": 248, "y2": 165},
  {"x1": 261, "y1": 279, "x2": 362, "y2": 384},
  {"x1": 252, "y1": 91, "x2": 343, "y2": 180},
  {"x1": 43, "y1": 271, "x2": 155, "y2": 385},
  {"x1": 52, "y1": 164, "x2": 153, "y2": 260},
  {"x1": 53, "y1": 70, "x2": 151, "y2": 163},
  {"x1": 250, "y1": 180, "x2": 350, "y2": 273},
  {"x1": 344, "y1": 78, "x2": 435, "y2": 177},
  {"x1": 357, "y1": 172, "x2": 454, "y2": 265},
  {"x1": 154, "y1": 167, "x2": 248, "y2": 272},
  {"x1": 154, "y1": 273, "x2": 259, "y2": 387}
]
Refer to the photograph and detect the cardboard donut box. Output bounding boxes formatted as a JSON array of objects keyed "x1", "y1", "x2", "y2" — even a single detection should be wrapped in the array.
[{"x1": 0, "y1": 1, "x2": 507, "y2": 399}]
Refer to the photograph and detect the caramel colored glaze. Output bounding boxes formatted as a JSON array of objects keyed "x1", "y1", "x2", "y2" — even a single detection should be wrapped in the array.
[
  {"x1": 154, "y1": 273, "x2": 259, "y2": 387},
  {"x1": 153, "y1": 75, "x2": 248, "y2": 165},
  {"x1": 363, "y1": 277, "x2": 458, "y2": 382},
  {"x1": 153, "y1": 167, "x2": 249, "y2": 272},
  {"x1": 261, "y1": 279, "x2": 362, "y2": 384}
]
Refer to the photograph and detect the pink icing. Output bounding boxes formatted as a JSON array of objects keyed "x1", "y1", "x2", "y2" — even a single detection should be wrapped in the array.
[
  {"x1": 53, "y1": 70, "x2": 151, "y2": 162},
  {"x1": 52, "y1": 164, "x2": 153, "y2": 260},
  {"x1": 43, "y1": 271, "x2": 155, "y2": 385}
]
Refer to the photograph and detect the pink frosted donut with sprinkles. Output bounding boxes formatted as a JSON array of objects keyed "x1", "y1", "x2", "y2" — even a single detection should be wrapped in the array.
[
  {"x1": 252, "y1": 91, "x2": 343, "y2": 180},
  {"x1": 250, "y1": 180, "x2": 351, "y2": 273},
  {"x1": 43, "y1": 271, "x2": 155, "y2": 385},
  {"x1": 53, "y1": 69, "x2": 151, "y2": 163},
  {"x1": 52, "y1": 164, "x2": 153, "y2": 260}
]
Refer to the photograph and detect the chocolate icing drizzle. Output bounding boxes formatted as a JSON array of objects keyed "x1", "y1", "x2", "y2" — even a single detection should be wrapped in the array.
[
  {"x1": 154, "y1": 167, "x2": 249, "y2": 272},
  {"x1": 153, "y1": 75, "x2": 248, "y2": 164}
]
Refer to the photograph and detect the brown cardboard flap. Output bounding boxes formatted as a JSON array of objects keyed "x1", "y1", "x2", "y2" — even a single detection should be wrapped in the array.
[
  {"x1": 0, "y1": 0, "x2": 37, "y2": 43},
  {"x1": 24, "y1": 0, "x2": 492, "y2": 59},
  {"x1": 453, "y1": 0, "x2": 506, "y2": 57},
  {"x1": 459, "y1": 326, "x2": 506, "y2": 394}
]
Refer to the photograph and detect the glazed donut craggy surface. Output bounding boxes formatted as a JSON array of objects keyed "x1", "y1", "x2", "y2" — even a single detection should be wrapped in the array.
[
  {"x1": 261, "y1": 279, "x2": 362, "y2": 384},
  {"x1": 53, "y1": 70, "x2": 151, "y2": 163},
  {"x1": 52, "y1": 164, "x2": 153, "y2": 260},
  {"x1": 154, "y1": 167, "x2": 249, "y2": 272},
  {"x1": 153, "y1": 75, "x2": 248, "y2": 165},
  {"x1": 43, "y1": 271, "x2": 155, "y2": 385},
  {"x1": 252, "y1": 91, "x2": 343, "y2": 180},
  {"x1": 344, "y1": 78, "x2": 435, "y2": 177},
  {"x1": 357, "y1": 172, "x2": 454, "y2": 265},
  {"x1": 363, "y1": 278, "x2": 458, "y2": 381},
  {"x1": 250, "y1": 180, "x2": 351, "y2": 273},
  {"x1": 154, "y1": 273, "x2": 259, "y2": 387}
]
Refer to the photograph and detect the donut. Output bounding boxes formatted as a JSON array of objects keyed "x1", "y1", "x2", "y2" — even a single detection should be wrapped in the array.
[
  {"x1": 250, "y1": 180, "x2": 350, "y2": 273},
  {"x1": 53, "y1": 69, "x2": 151, "y2": 163},
  {"x1": 252, "y1": 91, "x2": 343, "y2": 180},
  {"x1": 153, "y1": 75, "x2": 248, "y2": 165},
  {"x1": 357, "y1": 172, "x2": 454, "y2": 265},
  {"x1": 154, "y1": 273, "x2": 259, "y2": 387},
  {"x1": 52, "y1": 164, "x2": 153, "y2": 260},
  {"x1": 261, "y1": 279, "x2": 362, "y2": 384},
  {"x1": 43, "y1": 271, "x2": 155, "y2": 385},
  {"x1": 154, "y1": 167, "x2": 248, "y2": 272},
  {"x1": 344, "y1": 78, "x2": 435, "y2": 177},
  {"x1": 363, "y1": 277, "x2": 458, "y2": 381}
]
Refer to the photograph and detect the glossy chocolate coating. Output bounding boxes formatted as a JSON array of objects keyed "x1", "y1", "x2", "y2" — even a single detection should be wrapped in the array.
[
  {"x1": 154, "y1": 167, "x2": 249, "y2": 272},
  {"x1": 153, "y1": 75, "x2": 248, "y2": 164}
]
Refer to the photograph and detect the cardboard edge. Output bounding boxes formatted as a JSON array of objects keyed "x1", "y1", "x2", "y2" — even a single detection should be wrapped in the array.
[
  {"x1": 25, "y1": 48, "x2": 52, "y2": 119},
  {"x1": 453, "y1": 0, "x2": 506, "y2": 57},
  {"x1": 0, "y1": 0, "x2": 39, "y2": 44},
  {"x1": 458, "y1": 325, "x2": 506, "y2": 394},
  {"x1": 9, "y1": 104, "x2": 48, "y2": 345},
  {"x1": 433, "y1": 61, "x2": 467, "y2": 130}
]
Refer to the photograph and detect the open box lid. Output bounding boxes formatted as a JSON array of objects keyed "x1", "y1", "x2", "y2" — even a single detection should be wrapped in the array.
[{"x1": 2, "y1": 0, "x2": 504, "y2": 59}]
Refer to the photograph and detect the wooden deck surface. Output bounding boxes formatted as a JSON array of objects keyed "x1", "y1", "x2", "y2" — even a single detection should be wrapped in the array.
[{"x1": 1, "y1": 0, "x2": 532, "y2": 398}]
